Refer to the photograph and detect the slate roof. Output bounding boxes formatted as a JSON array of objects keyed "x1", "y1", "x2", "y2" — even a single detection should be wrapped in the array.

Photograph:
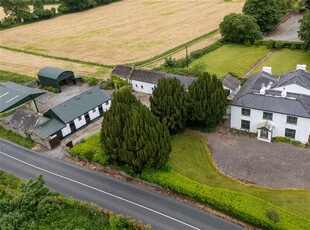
[
  {"x1": 233, "y1": 70, "x2": 310, "y2": 118},
  {"x1": 43, "y1": 87, "x2": 110, "y2": 124},
  {"x1": 131, "y1": 69, "x2": 197, "y2": 89},
  {"x1": 221, "y1": 74, "x2": 241, "y2": 91},
  {"x1": 0, "y1": 82, "x2": 45, "y2": 113},
  {"x1": 274, "y1": 69, "x2": 310, "y2": 89},
  {"x1": 38, "y1": 67, "x2": 74, "y2": 80},
  {"x1": 111, "y1": 65, "x2": 134, "y2": 79}
]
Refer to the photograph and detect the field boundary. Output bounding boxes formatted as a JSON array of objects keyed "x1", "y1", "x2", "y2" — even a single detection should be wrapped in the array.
[
  {"x1": 134, "y1": 29, "x2": 220, "y2": 67},
  {"x1": 243, "y1": 49, "x2": 274, "y2": 77},
  {"x1": 0, "y1": 45, "x2": 114, "y2": 68}
]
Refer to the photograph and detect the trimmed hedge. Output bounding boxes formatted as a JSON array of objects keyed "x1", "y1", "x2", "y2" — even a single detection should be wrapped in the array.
[{"x1": 141, "y1": 169, "x2": 310, "y2": 230}]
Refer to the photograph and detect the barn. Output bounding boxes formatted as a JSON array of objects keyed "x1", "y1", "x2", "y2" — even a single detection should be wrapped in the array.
[
  {"x1": 37, "y1": 67, "x2": 76, "y2": 91},
  {"x1": 31, "y1": 87, "x2": 111, "y2": 149}
]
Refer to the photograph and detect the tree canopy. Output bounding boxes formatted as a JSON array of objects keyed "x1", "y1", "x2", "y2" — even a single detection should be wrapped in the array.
[
  {"x1": 0, "y1": 0, "x2": 30, "y2": 22},
  {"x1": 101, "y1": 89, "x2": 171, "y2": 172},
  {"x1": 219, "y1": 13, "x2": 262, "y2": 44},
  {"x1": 299, "y1": 11, "x2": 310, "y2": 45},
  {"x1": 188, "y1": 72, "x2": 227, "y2": 129},
  {"x1": 150, "y1": 78, "x2": 188, "y2": 134},
  {"x1": 299, "y1": 0, "x2": 310, "y2": 11},
  {"x1": 243, "y1": 0, "x2": 280, "y2": 32}
]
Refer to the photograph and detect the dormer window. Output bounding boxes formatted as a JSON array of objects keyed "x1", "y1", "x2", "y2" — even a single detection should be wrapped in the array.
[{"x1": 242, "y1": 108, "x2": 250, "y2": 116}]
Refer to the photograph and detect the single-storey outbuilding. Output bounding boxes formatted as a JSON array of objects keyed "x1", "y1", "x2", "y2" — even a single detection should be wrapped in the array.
[
  {"x1": 37, "y1": 67, "x2": 76, "y2": 90},
  {"x1": 31, "y1": 87, "x2": 111, "y2": 149},
  {"x1": 111, "y1": 65, "x2": 134, "y2": 80},
  {"x1": 0, "y1": 82, "x2": 45, "y2": 113},
  {"x1": 221, "y1": 73, "x2": 241, "y2": 99}
]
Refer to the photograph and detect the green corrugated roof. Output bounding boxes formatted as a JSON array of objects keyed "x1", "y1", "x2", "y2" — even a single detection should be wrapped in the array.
[
  {"x1": 38, "y1": 67, "x2": 74, "y2": 80},
  {"x1": 34, "y1": 118, "x2": 65, "y2": 138},
  {"x1": 44, "y1": 87, "x2": 110, "y2": 124},
  {"x1": 0, "y1": 82, "x2": 45, "y2": 113}
]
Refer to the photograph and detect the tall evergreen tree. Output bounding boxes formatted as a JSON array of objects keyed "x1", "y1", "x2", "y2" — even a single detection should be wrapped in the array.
[
  {"x1": 188, "y1": 72, "x2": 226, "y2": 129},
  {"x1": 150, "y1": 78, "x2": 188, "y2": 134},
  {"x1": 243, "y1": 0, "x2": 280, "y2": 32},
  {"x1": 101, "y1": 89, "x2": 171, "y2": 172}
]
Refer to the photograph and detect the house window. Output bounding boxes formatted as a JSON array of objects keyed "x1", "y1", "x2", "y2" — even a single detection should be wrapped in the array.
[
  {"x1": 285, "y1": 128, "x2": 296, "y2": 139},
  {"x1": 241, "y1": 108, "x2": 250, "y2": 116},
  {"x1": 151, "y1": 87, "x2": 154, "y2": 91},
  {"x1": 263, "y1": 112, "x2": 273, "y2": 121},
  {"x1": 241, "y1": 120, "x2": 250, "y2": 130},
  {"x1": 135, "y1": 84, "x2": 138, "y2": 88},
  {"x1": 141, "y1": 85, "x2": 144, "y2": 89},
  {"x1": 105, "y1": 101, "x2": 109, "y2": 105},
  {"x1": 92, "y1": 108, "x2": 96, "y2": 113},
  {"x1": 78, "y1": 117, "x2": 82, "y2": 121},
  {"x1": 287, "y1": 116, "x2": 297, "y2": 124}
]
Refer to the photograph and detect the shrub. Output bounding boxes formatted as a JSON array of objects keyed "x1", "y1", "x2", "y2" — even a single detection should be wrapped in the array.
[
  {"x1": 86, "y1": 77, "x2": 99, "y2": 86},
  {"x1": 274, "y1": 41, "x2": 284, "y2": 49},
  {"x1": 266, "y1": 210, "x2": 280, "y2": 223},
  {"x1": 101, "y1": 79, "x2": 115, "y2": 90},
  {"x1": 141, "y1": 169, "x2": 310, "y2": 230}
]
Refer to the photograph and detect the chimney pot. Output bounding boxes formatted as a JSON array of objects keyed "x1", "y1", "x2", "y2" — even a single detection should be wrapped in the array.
[
  {"x1": 296, "y1": 64, "x2": 306, "y2": 71},
  {"x1": 263, "y1": 66, "x2": 272, "y2": 74}
]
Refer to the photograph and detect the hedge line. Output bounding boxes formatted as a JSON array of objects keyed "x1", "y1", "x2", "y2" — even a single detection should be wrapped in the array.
[
  {"x1": 0, "y1": 45, "x2": 113, "y2": 68},
  {"x1": 141, "y1": 169, "x2": 310, "y2": 230}
]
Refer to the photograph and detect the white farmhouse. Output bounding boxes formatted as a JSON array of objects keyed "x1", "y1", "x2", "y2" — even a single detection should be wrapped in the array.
[
  {"x1": 131, "y1": 68, "x2": 197, "y2": 94},
  {"x1": 231, "y1": 65, "x2": 310, "y2": 143}
]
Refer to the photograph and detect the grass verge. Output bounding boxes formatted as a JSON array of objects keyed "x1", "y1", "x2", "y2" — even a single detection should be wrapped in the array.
[
  {"x1": 0, "y1": 70, "x2": 34, "y2": 84},
  {"x1": 169, "y1": 134, "x2": 310, "y2": 220},
  {"x1": 189, "y1": 44, "x2": 270, "y2": 78},
  {"x1": 0, "y1": 126, "x2": 35, "y2": 149}
]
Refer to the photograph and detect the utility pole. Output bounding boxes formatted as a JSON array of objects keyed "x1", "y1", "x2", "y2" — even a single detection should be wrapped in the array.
[{"x1": 186, "y1": 46, "x2": 189, "y2": 68}]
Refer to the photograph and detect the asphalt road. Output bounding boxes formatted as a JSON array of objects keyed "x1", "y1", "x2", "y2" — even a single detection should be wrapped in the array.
[{"x1": 0, "y1": 138, "x2": 243, "y2": 230}]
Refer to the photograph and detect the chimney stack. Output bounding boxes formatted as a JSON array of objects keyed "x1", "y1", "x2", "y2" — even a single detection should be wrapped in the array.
[
  {"x1": 263, "y1": 66, "x2": 272, "y2": 74},
  {"x1": 266, "y1": 81, "x2": 273, "y2": 90},
  {"x1": 281, "y1": 87, "x2": 287, "y2": 98},
  {"x1": 296, "y1": 64, "x2": 306, "y2": 71},
  {"x1": 260, "y1": 83, "x2": 266, "y2": 95}
]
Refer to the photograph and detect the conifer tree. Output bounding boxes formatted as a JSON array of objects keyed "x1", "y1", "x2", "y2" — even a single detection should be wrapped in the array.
[
  {"x1": 150, "y1": 78, "x2": 188, "y2": 134},
  {"x1": 188, "y1": 72, "x2": 226, "y2": 129},
  {"x1": 101, "y1": 89, "x2": 171, "y2": 172}
]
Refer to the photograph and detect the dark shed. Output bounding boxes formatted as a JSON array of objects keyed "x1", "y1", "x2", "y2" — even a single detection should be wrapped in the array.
[{"x1": 37, "y1": 67, "x2": 75, "y2": 90}]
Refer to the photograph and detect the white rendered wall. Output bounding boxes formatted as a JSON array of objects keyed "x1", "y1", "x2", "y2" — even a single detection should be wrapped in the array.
[
  {"x1": 231, "y1": 106, "x2": 310, "y2": 143},
  {"x1": 74, "y1": 115, "x2": 87, "y2": 129},
  {"x1": 88, "y1": 107, "x2": 100, "y2": 121},
  {"x1": 102, "y1": 100, "x2": 111, "y2": 112},
  {"x1": 273, "y1": 84, "x2": 310, "y2": 96},
  {"x1": 132, "y1": 80, "x2": 155, "y2": 94},
  {"x1": 61, "y1": 124, "x2": 71, "y2": 137}
]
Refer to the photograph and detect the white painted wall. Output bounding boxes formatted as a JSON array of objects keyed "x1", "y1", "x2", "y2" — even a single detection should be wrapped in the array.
[
  {"x1": 88, "y1": 107, "x2": 100, "y2": 121},
  {"x1": 132, "y1": 80, "x2": 155, "y2": 94},
  {"x1": 61, "y1": 124, "x2": 71, "y2": 137},
  {"x1": 273, "y1": 84, "x2": 310, "y2": 96},
  {"x1": 102, "y1": 99, "x2": 111, "y2": 112},
  {"x1": 74, "y1": 115, "x2": 87, "y2": 129},
  {"x1": 231, "y1": 106, "x2": 310, "y2": 143}
]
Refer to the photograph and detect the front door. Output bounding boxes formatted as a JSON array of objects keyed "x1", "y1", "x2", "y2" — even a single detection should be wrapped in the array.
[{"x1": 260, "y1": 129, "x2": 269, "y2": 139}]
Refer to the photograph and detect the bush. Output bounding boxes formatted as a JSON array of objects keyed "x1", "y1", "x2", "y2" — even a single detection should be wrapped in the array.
[
  {"x1": 267, "y1": 210, "x2": 280, "y2": 223},
  {"x1": 141, "y1": 169, "x2": 310, "y2": 230},
  {"x1": 101, "y1": 79, "x2": 115, "y2": 90},
  {"x1": 273, "y1": 137, "x2": 304, "y2": 147},
  {"x1": 86, "y1": 77, "x2": 99, "y2": 86},
  {"x1": 274, "y1": 41, "x2": 284, "y2": 49}
]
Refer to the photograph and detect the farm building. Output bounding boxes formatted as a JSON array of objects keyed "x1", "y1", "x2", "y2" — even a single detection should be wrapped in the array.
[
  {"x1": 130, "y1": 68, "x2": 197, "y2": 94},
  {"x1": 111, "y1": 65, "x2": 134, "y2": 80},
  {"x1": 0, "y1": 82, "x2": 45, "y2": 113},
  {"x1": 31, "y1": 87, "x2": 111, "y2": 149},
  {"x1": 231, "y1": 64, "x2": 310, "y2": 143},
  {"x1": 221, "y1": 73, "x2": 241, "y2": 99},
  {"x1": 38, "y1": 67, "x2": 78, "y2": 91}
]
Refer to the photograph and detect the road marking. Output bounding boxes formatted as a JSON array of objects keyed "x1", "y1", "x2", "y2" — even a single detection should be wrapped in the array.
[{"x1": 0, "y1": 150, "x2": 200, "y2": 230}]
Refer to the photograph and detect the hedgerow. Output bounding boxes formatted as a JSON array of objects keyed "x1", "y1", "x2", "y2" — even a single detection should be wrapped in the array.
[{"x1": 141, "y1": 169, "x2": 310, "y2": 230}]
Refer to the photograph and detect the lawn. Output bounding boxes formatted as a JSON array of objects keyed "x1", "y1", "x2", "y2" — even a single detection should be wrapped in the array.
[
  {"x1": 189, "y1": 44, "x2": 270, "y2": 78},
  {"x1": 169, "y1": 134, "x2": 310, "y2": 220},
  {"x1": 253, "y1": 48, "x2": 310, "y2": 75},
  {"x1": 0, "y1": 0, "x2": 245, "y2": 65}
]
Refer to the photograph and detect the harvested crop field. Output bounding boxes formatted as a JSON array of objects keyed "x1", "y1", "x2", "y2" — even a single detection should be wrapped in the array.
[
  {"x1": 0, "y1": 48, "x2": 111, "y2": 79},
  {"x1": 0, "y1": 0, "x2": 245, "y2": 65}
]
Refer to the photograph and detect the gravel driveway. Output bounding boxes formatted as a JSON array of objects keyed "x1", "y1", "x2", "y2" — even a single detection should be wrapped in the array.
[{"x1": 200, "y1": 126, "x2": 310, "y2": 189}]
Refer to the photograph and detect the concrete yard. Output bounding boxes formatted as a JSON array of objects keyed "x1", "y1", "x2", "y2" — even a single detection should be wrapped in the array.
[{"x1": 203, "y1": 125, "x2": 310, "y2": 189}]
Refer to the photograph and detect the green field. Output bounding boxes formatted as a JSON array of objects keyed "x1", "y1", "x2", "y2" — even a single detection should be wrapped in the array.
[
  {"x1": 189, "y1": 44, "x2": 270, "y2": 78},
  {"x1": 0, "y1": 70, "x2": 33, "y2": 84},
  {"x1": 169, "y1": 134, "x2": 310, "y2": 220},
  {"x1": 253, "y1": 49, "x2": 310, "y2": 75},
  {"x1": 0, "y1": 126, "x2": 35, "y2": 149}
]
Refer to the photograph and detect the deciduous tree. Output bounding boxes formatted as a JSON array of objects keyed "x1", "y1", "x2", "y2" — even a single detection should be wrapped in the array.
[
  {"x1": 188, "y1": 72, "x2": 227, "y2": 129},
  {"x1": 243, "y1": 0, "x2": 280, "y2": 32},
  {"x1": 150, "y1": 77, "x2": 188, "y2": 134},
  {"x1": 0, "y1": 0, "x2": 30, "y2": 22},
  {"x1": 219, "y1": 13, "x2": 262, "y2": 44},
  {"x1": 299, "y1": 10, "x2": 310, "y2": 45}
]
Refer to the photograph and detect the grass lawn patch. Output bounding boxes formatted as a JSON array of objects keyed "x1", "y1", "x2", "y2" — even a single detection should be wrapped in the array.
[
  {"x1": 169, "y1": 134, "x2": 310, "y2": 220},
  {"x1": 0, "y1": 126, "x2": 35, "y2": 149},
  {"x1": 189, "y1": 44, "x2": 270, "y2": 78},
  {"x1": 0, "y1": 70, "x2": 34, "y2": 84},
  {"x1": 253, "y1": 49, "x2": 310, "y2": 75},
  {"x1": 69, "y1": 133, "x2": 107, "y2": 165}
]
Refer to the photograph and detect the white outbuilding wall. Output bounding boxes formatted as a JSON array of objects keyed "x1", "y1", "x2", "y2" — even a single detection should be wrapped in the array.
[
  {"x1": 61, "y1": 124, "x2": 71, "y2": 137},
  {"x1": 74, "y1": 115, "x2": 87, "y2": 129},
  {"x1": 88, "y1": 107, "x2": 100, "y2": 121},
  {"x1": 102, "y1": 99, "x2": 111, "y2": 112},
  {"x1": 231, "y1": 106, "x2": 310, "y2": 143},
  {"x1": 131, "y1": 80, "x2": 155, "y2": 94}
]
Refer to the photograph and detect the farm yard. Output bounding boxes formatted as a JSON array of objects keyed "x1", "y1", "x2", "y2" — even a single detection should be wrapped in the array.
[{"x1": 0, "y1": 0, "x2": 245, "y2": 66}]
